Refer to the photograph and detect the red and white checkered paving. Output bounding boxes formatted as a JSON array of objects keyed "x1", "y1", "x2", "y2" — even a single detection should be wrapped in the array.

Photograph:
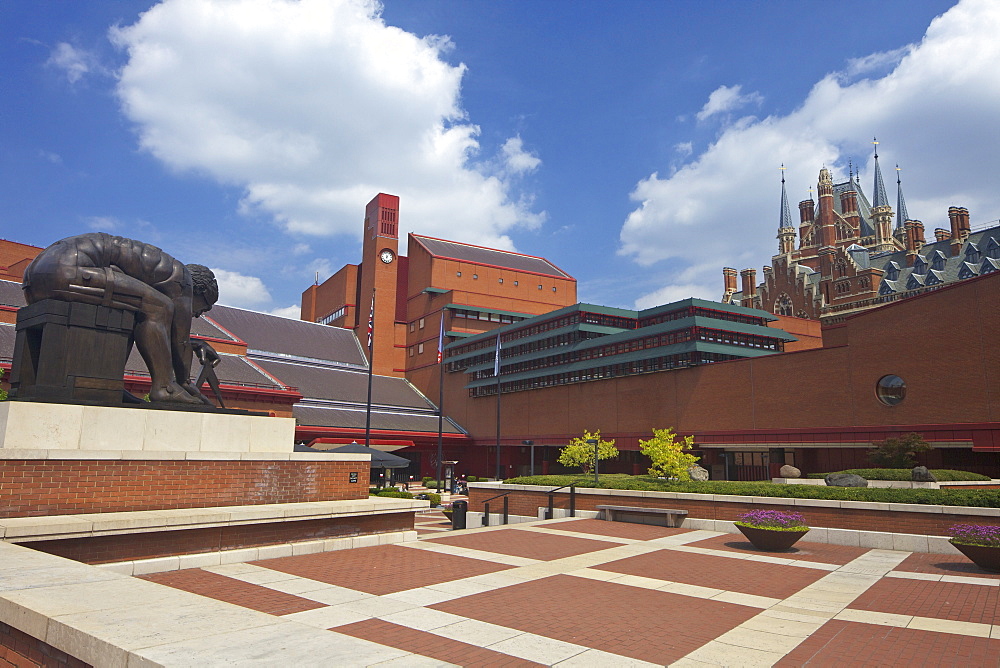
[{"x1": 140, "y1": 514, "x2": 1000, "y2": 666}]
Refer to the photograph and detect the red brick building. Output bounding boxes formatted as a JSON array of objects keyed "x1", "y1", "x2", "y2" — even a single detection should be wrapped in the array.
[{"x1": 725, "y1": 148, "x2": 999, "y2": 324}]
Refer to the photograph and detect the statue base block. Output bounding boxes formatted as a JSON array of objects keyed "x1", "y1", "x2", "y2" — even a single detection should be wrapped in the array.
[{"x1": 0, "y1": 401, "x2": 294, "y2": 454}]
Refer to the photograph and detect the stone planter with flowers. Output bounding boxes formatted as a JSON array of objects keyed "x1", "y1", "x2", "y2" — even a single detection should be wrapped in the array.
[
  {"x1": 734, "y1": 510, "x2": 810, "y2": 552},
  {"x1": 947, "y1": 524, "x2": 1000, "y2": 572}
]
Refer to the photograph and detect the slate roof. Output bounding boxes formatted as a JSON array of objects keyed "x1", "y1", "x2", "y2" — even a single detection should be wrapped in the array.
[
  {"x1": 292, "y1": 404, "x2": 463, "y2": 434},
  {"x1": 877, "y1": 228, "x2": 1000, "y2": 296},
  {"x1": 205, "y1": 305, "x2": 366, "y2": 367},
  {"x1": 412, "y1": 235, "x2": 572, "y2": 278},
  {"x1": 253, "y1": 358, "x2": 433, "y2": 409},
  {"x1": 0, "y1": 280, "x2": 25, "y2": 308},
  {"x1": 123, "y1": 349, "x2": 286, "y2": 390},
  {"x1": 0, "y1": 323, "x2": 13, "y2": 362}
]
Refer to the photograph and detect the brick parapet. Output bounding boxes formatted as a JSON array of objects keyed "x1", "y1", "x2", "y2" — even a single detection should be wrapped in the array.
[
  {"x1": 0, "y1": 459, "x2": 370, "y2": 517},
  {"x1": 469, "y1": 484, "x2": 1000, "y2": 537},
  {"x1": 0, "y1": 621, "x2": 90, "y2": 667}
]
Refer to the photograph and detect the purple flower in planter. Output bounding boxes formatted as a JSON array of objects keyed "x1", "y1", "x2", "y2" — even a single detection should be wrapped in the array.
[
  {"x1": 736, "y1": 510, "x2": 807, "y2": 530},
  {"x1": 947, "y1": 524, "x2": 1000, "y2": 547}
]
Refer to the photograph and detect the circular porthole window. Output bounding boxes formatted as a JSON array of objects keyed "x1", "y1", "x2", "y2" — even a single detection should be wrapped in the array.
[{"x1": 876, "y1": 375, "x2": 906, "y2": 406}]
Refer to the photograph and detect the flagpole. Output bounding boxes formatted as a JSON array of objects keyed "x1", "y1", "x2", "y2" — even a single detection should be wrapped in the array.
[
  {"x1": 436, "y1": 313, "x2": 445, "y2": 490},
  {"x1": 364, "y1": 289, "x2": 375, "y2": 450},
  {"x1": 494, "y1": 331, "x2": 502, "y2": 480}
]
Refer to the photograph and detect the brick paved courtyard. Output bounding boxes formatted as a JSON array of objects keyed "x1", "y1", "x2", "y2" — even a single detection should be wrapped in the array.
[{"x1": 140, "y1": 512, "x2": 1000, "y2": 666}]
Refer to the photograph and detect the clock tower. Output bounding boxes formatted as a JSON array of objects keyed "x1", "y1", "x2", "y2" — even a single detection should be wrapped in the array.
[{"x1": 357, "y1": 193, "x2": 401, "y2": 376}]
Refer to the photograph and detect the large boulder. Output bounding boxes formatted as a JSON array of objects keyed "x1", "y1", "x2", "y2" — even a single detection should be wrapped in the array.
[
  {"x1": 825, "y1": 473, "x2": 868, "y2": 487},
  {"x1": 688, "y1": 465, "x2": 709, "y2": 481},
  {"x1": 912, "y1": 466, "x2": 937, "y2": 482},
  {"x1": 779, "y1": 464, "x2": 801, "y2": 479}
]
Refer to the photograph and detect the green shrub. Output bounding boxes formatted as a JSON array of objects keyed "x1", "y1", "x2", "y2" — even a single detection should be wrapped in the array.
[
  {"x1": 503, "y1": 473, "x2": 1000, "y2": 508},
  {"x1": 423, "y1": 479, "x2": 440, "y2": 489},
  {"x1": 371, "y1": 489, "x2": 414, "y2": 499},
  {"x1": 466, "y1": 476, "x2": 479, "y2": 482},
  {"x1": 422, "y1": 476, "x2": 433, "y2": 484},
  {"x1": 805, "y1": 469, "x2": 990, "y2": 482},
  {"x1": 425, "y1": 492, "x2": 441, "y2": 506},
  {"x1": 868, "y1": 433, "x2": 931, "y2": 468}
]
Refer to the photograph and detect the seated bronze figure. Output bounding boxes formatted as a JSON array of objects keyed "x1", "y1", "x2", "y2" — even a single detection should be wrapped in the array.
[{"x1": 21, "y1": 233, "x2": 219, "y2": 405}]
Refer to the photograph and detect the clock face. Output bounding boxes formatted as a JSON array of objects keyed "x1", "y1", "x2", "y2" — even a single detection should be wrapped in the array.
[{"x1": 379, "y1": 249, "x2": 395, "y2": 264}]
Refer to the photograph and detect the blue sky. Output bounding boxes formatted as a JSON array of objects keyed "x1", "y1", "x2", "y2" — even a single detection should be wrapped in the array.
[{"x1": 4, "y1": 0, "x2": 996, "y2": 317}]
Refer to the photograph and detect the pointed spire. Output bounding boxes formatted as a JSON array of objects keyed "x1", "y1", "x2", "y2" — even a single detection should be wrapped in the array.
[
  {"x1": 779, "y1": 164, "x2": 793, "y2": 230},
  {"x1": 895, "y1": 165, "x2": 910, "y2": 229},
  {"x1": 871, "y1": 137, "x2": 889, "y2": 209}
]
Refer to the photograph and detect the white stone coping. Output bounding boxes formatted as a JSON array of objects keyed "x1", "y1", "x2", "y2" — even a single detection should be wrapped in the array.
[
  {"x1": 0, "y1": 539, "x2": 426, "y2": 667},
  {"x1": 468, "y1": 482, "x2": 1000, "y2": 518},
  {"x1": 773, "y1": 477, "x2": 1000, "y2": 489},
  {"x1": 0, "y1": 497, "x2": 429, "y2": 542},
  {"x1": 0, "y1": 449, "x2": 369, "y2": 462}
]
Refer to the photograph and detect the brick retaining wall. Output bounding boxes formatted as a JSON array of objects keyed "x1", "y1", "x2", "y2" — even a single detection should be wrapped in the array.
[
  {"x1": 469, "y1": 485, "x2": 1000, "y2": 536},
  {"x1": 0, "y1": 621, "x2": 90, "y2": 668},
  {"x1": 21, "y1": 512, "x2": 412, "y2": 564},
  {"x1": 0, "y1": 459, "x2": 369, "y2": 517}
]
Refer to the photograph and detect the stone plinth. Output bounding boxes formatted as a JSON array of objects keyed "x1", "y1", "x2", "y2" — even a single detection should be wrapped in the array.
[
  {"x1": 10, "y1": 300, "x2": 135, "y2": 405},
  {"x1": 0, "y1": 400, "x2": 294, "y2": 453}
]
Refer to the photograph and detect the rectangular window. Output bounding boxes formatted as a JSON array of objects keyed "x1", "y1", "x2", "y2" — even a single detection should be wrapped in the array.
[
  {"x1": 419, "y1": 318, "x2": 425, "y2": 329},
  {"x1": 418, "y1": 343, "x2": 424, "y2": 354}
]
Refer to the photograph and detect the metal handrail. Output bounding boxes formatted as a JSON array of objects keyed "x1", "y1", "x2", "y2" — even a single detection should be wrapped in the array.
[
  {"x1": 545, "y1": 484, "x2": 576, "y2": 520},
  {"x1": 481, "y1": 491, "x2": 511, "y2": 527}
]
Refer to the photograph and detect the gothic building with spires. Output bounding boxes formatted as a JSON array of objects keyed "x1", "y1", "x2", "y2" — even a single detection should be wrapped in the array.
[{"x1": 723, "y1": 145, "x2": 1000, "y2": 322}]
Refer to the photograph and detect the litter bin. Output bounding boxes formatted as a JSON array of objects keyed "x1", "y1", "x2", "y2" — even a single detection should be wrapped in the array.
[{"x1": 451, "y1": 500, "x2": 468, "y2": 530}]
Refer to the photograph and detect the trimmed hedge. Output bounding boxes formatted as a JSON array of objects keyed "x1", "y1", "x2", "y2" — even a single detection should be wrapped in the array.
[
  {"x1": 370, "y1": 489, "x2": 414, "y2": 499},
  {"x1": 501, "y1": 474, "x2": 1000, "y2": 508},
  {"x1": 804, "y1": 469, "x2": 990, "y2": 482}
]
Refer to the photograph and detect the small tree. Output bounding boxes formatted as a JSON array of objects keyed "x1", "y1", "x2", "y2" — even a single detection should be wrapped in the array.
[
  {"x1": 0, "y1": 368, "x2": 7, "y2": 401},
  {"x1": 558, "y1": 429, "x2": 618, "y2": 474},
  {"x1": 868, "y1": 432, "x2": 931, "y2": 468},
  {"x1": 639, "y1": 427, "x2": 699, "y2": 480}
]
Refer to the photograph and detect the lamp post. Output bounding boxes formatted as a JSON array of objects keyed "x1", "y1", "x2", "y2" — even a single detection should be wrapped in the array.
[
  {"x1": 523, "y1": 440, "x2": 535, "y2": 477},
  {"x1": 586, "y1": 438, "x2": 598, "y2": 485}
]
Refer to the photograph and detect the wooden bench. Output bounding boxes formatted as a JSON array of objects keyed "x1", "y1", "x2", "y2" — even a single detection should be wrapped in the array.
[{"x1": 596, "y1": 505, "x2": 688, "y2": 528}]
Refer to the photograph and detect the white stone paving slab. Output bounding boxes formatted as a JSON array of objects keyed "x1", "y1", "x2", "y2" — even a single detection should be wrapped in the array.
[
  {"x1": 432, "y1": 618, "x2": 525, "y2": 646},
  {"x1": 377, "y1": 607, "x2": 467, "y2": 632},
  {"x1": 333, "y1": 595, "x2": 419, "y2": 618},
  {"x1": 299, "y1": 586, "x2": 375, "y2": 607},
  {"x1": 397, "y1": 540, "x2": 540, "y2": 566},
  {"x1": 129, "y1": 620, "x2": 409, "y2": 667},
  {"x1": 280, "y1": 605, "x2": 372, "y2": 629},
  {"x1": 554, "y1": 648, "x2": 660, "y2": 667},
  {"x1": 488, "y1": 632, "x2": 589, "y2": 665}
]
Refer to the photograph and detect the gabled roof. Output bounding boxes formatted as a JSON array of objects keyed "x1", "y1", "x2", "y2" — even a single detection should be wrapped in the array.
[
  {"x1": 205, "y1": 305, "x2": 366, "y2": 367},
  {"x1": 411, "y1": 235, "x2": 572, "y2": 278},
  {"x1": 0, "y1": 280, "x2": 26, "y2": 308}
]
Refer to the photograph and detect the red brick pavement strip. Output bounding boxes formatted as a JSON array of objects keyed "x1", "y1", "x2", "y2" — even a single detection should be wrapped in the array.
[
  {"x1": 685, "y1": 533, "x2": 870, "y2": 566},
  {"x1": 334, "y1": 618, "x2": 545, "y2": 668},
  {"x1": 544, "y1": 518, "x2": 692, "y2": 541},
  {"x1": 596, "y1": 548, "x2": 827, "y2": 599},
  {"x1": 895, "y1": 551, "x2": 1000, "y2": 580},
  {"x1": 252, "y1": 544, "x2": 513, "y2": 595},
  {"x1": 775, "y1": 619, "x2": 1000, "y2": 667},
  {"x1": 849, "y1": 578, "x2": 1000, "y2": 625},
  {"x1": 140, "y1": 569, "x2": 325, "y2": 616},
  {"x1": 431, "y1": 574, "x2": 759, "y2": 665},
  {"x1": 422, "y1": 528, "x2": 619, "y2": 561}
]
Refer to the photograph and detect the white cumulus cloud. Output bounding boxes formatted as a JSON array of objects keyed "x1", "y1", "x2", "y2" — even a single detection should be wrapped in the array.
[
  {"x1": 695, "y1": 84, "x2": 763, "y2": 122},
  {"x1": 46, "y1": 43, "x2": 101, "y2": 84},
  {"x1": 211, "y1": 268, "x2": 273, "y2": 308},
  {"x1": 110, "y1": 0, "x2": 542, "y2": 250},
  {"x1": 620, "y1": 0, "x2": 1000, "y2": 309}
]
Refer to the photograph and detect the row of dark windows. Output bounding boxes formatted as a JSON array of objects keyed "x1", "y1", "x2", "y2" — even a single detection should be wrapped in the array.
[
  {"x1": 462, "y1": 326, "x2": 781, "y2": 380},
  {"x1": 451, "y1": 308, "x2": 525, "y2": 324},
  {"x1": 470, "y1": 351, "x2": 740, "y2": 397},
  {"x1": 447, "y1": 306, "x2": 769, "y2": 360}
]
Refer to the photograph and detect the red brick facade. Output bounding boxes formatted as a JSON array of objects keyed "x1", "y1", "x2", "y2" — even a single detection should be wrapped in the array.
[
  {"x1": 0, "y1": 622, "x2": 90, "y2": 668},
  {"x1": 0, "y1": 460, "x2": 369, "y2": 517}
]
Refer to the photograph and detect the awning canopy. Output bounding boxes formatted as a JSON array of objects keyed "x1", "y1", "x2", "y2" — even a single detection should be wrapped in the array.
[{"x1": 311, "y1": 442, "x2": 411, "y2": 468}]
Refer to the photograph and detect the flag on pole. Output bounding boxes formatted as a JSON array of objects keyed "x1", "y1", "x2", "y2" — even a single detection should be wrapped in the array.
[
  {"x1": 494, "y1": 331, "x2": 501, "y2": 377},
  {"x1": 366, "y1": 293, "x2": 375, "y2": 351},
  {"x1": 437, "y1": 315, "x2": 445, "y2": 364}
]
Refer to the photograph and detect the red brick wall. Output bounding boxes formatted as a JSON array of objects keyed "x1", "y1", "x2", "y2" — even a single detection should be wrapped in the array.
[
  {"x1": 472, "y1": 488, "x2": 997, "y2": 537},
  {"x1": 0, "y1": 460, "x2": 369, "y2": 517},
  {"x1": 0, "y1": 622, "x2": 89, "y2": 667},
  {"x1": 23, "y1": 512, "x2": 413, "y2": 564}
]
